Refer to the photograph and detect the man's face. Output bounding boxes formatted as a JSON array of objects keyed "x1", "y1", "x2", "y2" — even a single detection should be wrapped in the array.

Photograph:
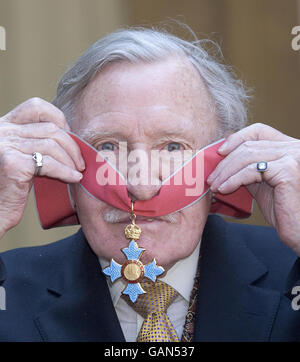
[{"x1": 70, "y1": 57, "x2": 218, "y2": 270}]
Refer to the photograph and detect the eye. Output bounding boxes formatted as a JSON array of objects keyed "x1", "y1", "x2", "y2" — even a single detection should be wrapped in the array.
[
  {"x1": 166, "y1": 142, "x2": 182, "y2": 152},
  {"x1": 100, "y1": 142, "x2": 115, "y2": 151}
]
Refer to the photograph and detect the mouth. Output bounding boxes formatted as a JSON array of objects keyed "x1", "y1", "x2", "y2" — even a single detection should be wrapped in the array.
[{"x1": 116, "y1": 215, "x2": 166, "y2": 224}]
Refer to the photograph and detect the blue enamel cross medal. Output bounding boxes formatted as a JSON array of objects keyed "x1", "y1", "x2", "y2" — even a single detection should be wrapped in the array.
[{"x1": 103, "y1": 202, "x2": 165, "y2": 303}]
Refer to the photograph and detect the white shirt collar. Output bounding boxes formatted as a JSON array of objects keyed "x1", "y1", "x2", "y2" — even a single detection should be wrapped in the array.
[{"x1": 99, "y1": 241, "x2": 200, "y2": 306}]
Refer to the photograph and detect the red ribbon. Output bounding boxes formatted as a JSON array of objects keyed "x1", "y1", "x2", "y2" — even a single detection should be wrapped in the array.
[{"x1": 33, "y1": 133, "x2": 253, "y2": 229}]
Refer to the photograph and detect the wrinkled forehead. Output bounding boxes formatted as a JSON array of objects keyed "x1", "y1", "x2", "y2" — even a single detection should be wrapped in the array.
[{"x1": 72, "y1": 57, "x2": 218, "y2": 142}]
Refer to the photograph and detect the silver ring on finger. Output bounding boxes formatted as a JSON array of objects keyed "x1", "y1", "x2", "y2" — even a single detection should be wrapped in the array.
[
  {"x1": 256, "y1": 161, "x2": 268, "y2": 181},
  {"x1": 32, "y1": 152, "x2": 43, "y2": 176}
]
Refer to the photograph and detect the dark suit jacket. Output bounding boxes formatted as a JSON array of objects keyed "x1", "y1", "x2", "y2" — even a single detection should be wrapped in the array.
[{"x1": 0, "y1": 215, "x2": 300, "y2": 341}]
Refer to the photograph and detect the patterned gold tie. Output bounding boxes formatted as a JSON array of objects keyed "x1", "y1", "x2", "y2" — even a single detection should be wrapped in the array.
[{"x1": 127, "y1": 280, "x2": 180, "y2": 342}]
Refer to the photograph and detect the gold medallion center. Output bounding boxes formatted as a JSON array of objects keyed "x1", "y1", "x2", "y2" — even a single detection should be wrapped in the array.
[
  {"x1": 121, "y1": 260, "x2": 144, "y2": 283},
  {"x1": 124, "y1": 263, "x2": 141, "y2": 281}
]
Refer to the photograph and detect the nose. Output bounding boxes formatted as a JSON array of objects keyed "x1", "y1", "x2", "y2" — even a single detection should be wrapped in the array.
[
  {"x1": 126, "y1": 148, "x2": 161, "y2": 201},
  {"x1": 127, "y1": 184, "x2": 161, "y2": 201}
]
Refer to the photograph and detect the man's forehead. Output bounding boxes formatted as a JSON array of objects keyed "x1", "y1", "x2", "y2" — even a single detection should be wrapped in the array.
[
  {"x1": 78, "y1": 58, "x2": 210, "y2": 106},
  {"x1": 73, "y1": 58, "x2": 217, "y2": 140},
  {"x1": 78, "y1": 109, "x2": 202, "y2": 138}
]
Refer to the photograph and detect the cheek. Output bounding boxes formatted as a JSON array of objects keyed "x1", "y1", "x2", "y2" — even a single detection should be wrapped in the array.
[
  {"x1": 177, "y1": 196, "x2": 211, "y2": 251},
  {"x1": 70, "y1": 184, "x2": 100, "y2": 221},
  {"x1": 70, "y1": 185, "x2": 139, "y2": 263},
  {"x1": 140, "y1": 194, "x2": 211, "y2": 267}
]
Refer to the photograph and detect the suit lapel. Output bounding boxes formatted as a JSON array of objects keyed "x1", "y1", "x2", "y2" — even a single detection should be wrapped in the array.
[
  {"x1": 193, "y1": 216, "x2": 281, "y2": 341},
  {"x1": 34, "y1": 230, "x2": 125, "y2": 342}
]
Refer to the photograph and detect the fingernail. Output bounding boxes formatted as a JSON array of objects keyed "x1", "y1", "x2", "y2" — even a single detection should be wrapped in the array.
[
  {"x1": 74, "y1": 171, "x2": 83, "y2": 180},
  {"x1": 209, "y1": 183, "x2": 217, "y2": 192},
  {"x1": 218, "y1": 183, "x2": 225, "y2": 192},
  {"x1": 218, "y1": 142, "x2": 227, "y2": 153},
  {"x1": 207, "y1": 172, "x2": 216, "y2": 183},
  {"x1": 79, "y1": 161, "x2": 85, "y2": 171}
]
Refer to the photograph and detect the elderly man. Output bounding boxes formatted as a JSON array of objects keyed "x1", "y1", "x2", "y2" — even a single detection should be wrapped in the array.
[{"x1": 0, "y1": 26, "x2": 300, "y2": 342}]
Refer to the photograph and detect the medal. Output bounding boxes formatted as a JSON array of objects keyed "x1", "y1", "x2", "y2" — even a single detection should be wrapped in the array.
[{"x1": 103, "y1": 201, "x2": 165, "y2": 303}]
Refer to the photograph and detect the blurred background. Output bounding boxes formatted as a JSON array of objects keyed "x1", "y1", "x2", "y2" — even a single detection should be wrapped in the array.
[{"x1": 0, "y1": 0, "x2": 299, "y2": 251}]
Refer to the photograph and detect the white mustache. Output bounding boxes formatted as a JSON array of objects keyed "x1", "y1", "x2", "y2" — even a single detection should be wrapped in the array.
[{"x1": 102, "y1": 207, "x2": 177, "y2": 224}]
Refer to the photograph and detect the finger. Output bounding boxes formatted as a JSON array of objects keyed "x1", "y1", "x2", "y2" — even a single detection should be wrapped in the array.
[
  {"x1": 34, "y1": 154, "x2": 83, "y2": 183},
  {"x1": 218, "y1": 123, "x2": 296, "y2": 155},
  {"x1": 207, "y1": 140, "x2": 292, "y2": 191},
  {"x1": 1, "y1": 98, "x2": 70, "y2": 131},
  {"x1": 0, "y1": 122, "x2": 85, "y2": 171},
  {"x1": 1, "y1": 149, "x2": 82, "y2": 184},
  {"x1": 216, "y1": 156, "x2": 297, "y2": 194},
  {"x1": 215, "y1": 162, "x2": 263, "y2": 194},
  {"x1": 0, "y1": 136, "x2": 79, "y2": 171}
]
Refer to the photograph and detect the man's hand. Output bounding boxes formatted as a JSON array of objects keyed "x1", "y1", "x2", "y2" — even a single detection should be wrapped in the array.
[
  {"x1": 0, "y1": 98, "x2": 85, "y2": 238},
  {"x1": 207, "y1": 123, "x2": 300, "y2": 256}
]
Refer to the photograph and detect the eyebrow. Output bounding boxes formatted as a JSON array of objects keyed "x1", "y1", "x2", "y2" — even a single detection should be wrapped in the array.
[
  {"x1": 78, "y1": 128, "x2": 127, "y2": 143},
  {"x1": 78, "y1": 123, "x2": 197, "y2": 142}
]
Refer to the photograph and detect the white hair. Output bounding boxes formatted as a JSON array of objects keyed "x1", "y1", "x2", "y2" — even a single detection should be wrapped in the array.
[{"x1": 53, "y1": 25, "x2": 251, "y2": 135}]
